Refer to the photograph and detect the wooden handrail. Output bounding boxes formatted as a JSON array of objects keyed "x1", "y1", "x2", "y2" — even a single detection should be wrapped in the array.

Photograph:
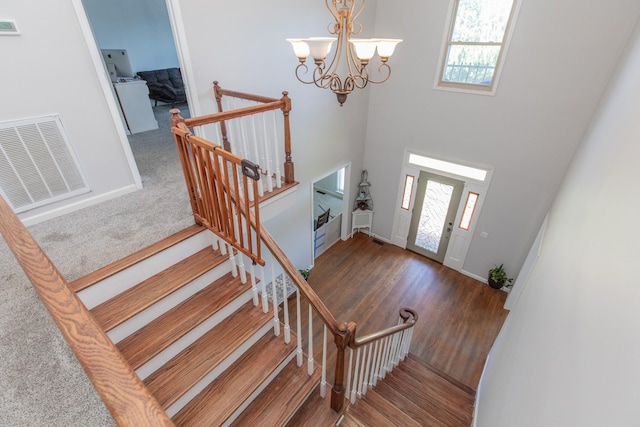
[
  {"x1": 0, "y1": 196, "x2": 174, "y2": 427},
  {"x1": 171, "y1": 84, "x2": 416, "y2": 413},
  {"x1": 351, "y1": 308, "x2": 418, "y2": 348}
]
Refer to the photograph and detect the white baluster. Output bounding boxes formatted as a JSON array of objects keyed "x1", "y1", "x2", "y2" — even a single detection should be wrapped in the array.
[
  {"x1": 270, "y1": 255, "x2": 280, "y2": 336},
  {"x1": 249, "y1": 114, "x2": 264, "y2": 197},
  {"x1": 210, "y1": 234, "x2": 219, "y2": 251},
  {"x1": 370, "y1": 340, "x2": 380, "y2": 387},
  {"x1": 282, "y1": 274, "x2": 290, "y2": 344},
  {"x1": 350, "y1": 347, "x2": 360, "y2": 404},
  {"x1": 218, "y1": 237, "x2": 227, "y2": 255},
  {"x1": 249, "y1": 262, "x2": 258, "y2": 306},
  {"x1": 381, "y1": 336, "x2": 390, "y2": 379},
  {"x1": 237, "y1": 255, "x2": 247, "y2": 284},
  {"x1": 357, "y1": 345, "x2": 368, "y2": 398},
  {"x1": 271, "y1": 112, "x2": 281, "y2": 187},
  {"x1": 320, "y1": 325, "x2": 327, "y2": 398},
  {"x1": 260, "y1": 261, "x2": 268, "y2": 313},
  {"x1": 261, "y1": 113, "x2": 274, "y2": 193},
  {"x1": 296, "y1": 289, "x2": 303, "y2": 366},
  {"x1": 345, "y1": 348, "x2": 353, "y2": 398},
  {"x1": 363, "y1": 342, "x2": 373, "y2": 395},
  {"x1": 307, "y1": 304, "x2": 314, "y2": 375},
  {"x1": 228, "y1": 244, "x2": 238, "y2": 278},
  {"x1": 391, "y1": 331, "x2": 401, "y2": 367}
]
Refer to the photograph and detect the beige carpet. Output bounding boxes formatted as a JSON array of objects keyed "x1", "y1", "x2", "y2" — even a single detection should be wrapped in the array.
[{"x1": 0, "y1": 103, "x2": 192, "y2": 426}]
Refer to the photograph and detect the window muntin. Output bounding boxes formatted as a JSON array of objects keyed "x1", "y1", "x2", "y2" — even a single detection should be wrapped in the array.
[{"x1": 438, "y1": 0, "x2": 518, "y2": 92}]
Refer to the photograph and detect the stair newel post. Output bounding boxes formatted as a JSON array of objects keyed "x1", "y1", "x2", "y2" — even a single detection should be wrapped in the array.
[
  {"x1": 331, "y1": 321, "x2": 354, "y2": 411},
  {"x1": 213, "y1": 81, "x2": 232, "y2": 152},
  {"x1": 281, "y1": 92, "x2": 294, "y2": 185}
]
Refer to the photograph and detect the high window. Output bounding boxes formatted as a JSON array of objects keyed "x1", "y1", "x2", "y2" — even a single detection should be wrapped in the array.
[{"x1": 436, "y1": 0, "x2": 520, "y2": 94}]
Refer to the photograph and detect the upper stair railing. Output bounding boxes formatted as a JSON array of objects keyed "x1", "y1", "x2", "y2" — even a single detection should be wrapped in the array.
[
  {"x1": 171, "y1": 81, "x2": 295, "y2": 201},
  {"x1": 171, "y1": 84, "x2": 419, "y2": 412}
]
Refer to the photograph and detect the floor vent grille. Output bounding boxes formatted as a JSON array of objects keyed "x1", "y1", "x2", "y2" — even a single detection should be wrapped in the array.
[{"x1": 0, "y1": 115, "x2": 89, "y2": 213}]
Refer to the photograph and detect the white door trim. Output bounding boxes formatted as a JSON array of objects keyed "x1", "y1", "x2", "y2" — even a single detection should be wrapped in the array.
[
  {"x1": 391, "y1": 149, "x2": 493, "y2": 272},
  {"x1": 72, "y1": 0, "x2": 142, "y2": 190}
]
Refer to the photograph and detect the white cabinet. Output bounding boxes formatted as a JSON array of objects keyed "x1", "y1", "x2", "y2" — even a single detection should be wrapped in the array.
[
  {"x1": 352, "y1": 209, "x2": 373, "y2": 236},
  {"x1": 113, "y1": 80, "x2": 158, "y2": 134}
]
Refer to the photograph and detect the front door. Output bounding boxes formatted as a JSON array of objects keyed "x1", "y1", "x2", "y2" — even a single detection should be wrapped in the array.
[{"x1": 406, "y1": 172, "x2": 464, "y2": 263}]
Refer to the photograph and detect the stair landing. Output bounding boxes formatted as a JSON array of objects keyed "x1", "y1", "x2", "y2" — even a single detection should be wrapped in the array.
[{"x1": 341, "y1": 353, "x2": 475, "y2": 427}]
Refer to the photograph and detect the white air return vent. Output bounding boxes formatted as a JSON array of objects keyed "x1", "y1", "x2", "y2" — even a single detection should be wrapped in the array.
[{"x1": 0, "y1": 115, "x2": 89, "y2": 213}]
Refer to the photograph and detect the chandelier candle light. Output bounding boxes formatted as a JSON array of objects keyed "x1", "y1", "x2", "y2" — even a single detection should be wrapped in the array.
[{"x1": 287, "y1": 0, "x2": 402, "y2": 105}]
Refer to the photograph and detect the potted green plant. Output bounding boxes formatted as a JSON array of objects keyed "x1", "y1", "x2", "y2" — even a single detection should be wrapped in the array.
[{"x1": 488, "y1": 264, "x2": 513, "y2": 289}]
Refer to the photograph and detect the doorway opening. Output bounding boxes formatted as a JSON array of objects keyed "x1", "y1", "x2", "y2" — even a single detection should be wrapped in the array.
[
  {"x1": 391, "y1": 150, "x2": 492, "y2": 272},
  {"x1": 78, "y1": 0, "x2": 191, "y2": 187},
  {"x1": 312, "y1": 165, "x2": 351, "y2": 258},
  {"x1": 406, "y1": 171, "x2": 464, "y2": 263}
]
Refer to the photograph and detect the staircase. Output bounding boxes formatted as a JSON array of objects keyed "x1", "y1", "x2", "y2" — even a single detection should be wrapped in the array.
[
  {"x1": 69, "y1": 224, "x2": 329, "y2": 426},
  {"x1": 339, "y1": 353, "x2": 475, "y2": 427}
]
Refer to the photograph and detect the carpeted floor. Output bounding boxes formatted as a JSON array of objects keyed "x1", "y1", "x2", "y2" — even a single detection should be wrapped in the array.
[{"x1": 0, "y1": 103, "x2": 192, "y2": 426}]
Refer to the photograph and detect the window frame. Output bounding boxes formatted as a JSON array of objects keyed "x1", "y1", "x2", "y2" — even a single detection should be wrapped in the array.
[{"x1": 434, "y1": 0, "x2": 522, "y2": 95}]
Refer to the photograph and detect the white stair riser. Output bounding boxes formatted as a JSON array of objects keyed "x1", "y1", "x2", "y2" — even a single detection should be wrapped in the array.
[
  {"x1": 136, "y1": 289, "x2": 254, "y2": 380},
  {"x1": 222, "y1": 351, "x2": 297, "y2": 427},
  {"x1": 165, "y1": 322, "x2": 275, "y2": 418},
  {"x1": 78, "y1": 230, "x2": 214, "y2": 309},
  {"x1": 107, "y1": 260, "x2": 235, "y2": 343}
]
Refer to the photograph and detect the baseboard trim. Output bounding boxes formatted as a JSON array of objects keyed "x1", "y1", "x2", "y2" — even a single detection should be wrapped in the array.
[{"x1": 20, "y1": 185, "x2": 139, "y2": 226}]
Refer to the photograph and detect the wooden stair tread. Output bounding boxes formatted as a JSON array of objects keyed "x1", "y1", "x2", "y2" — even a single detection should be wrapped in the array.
[
  {"x1": 144, "y1": 301, "x2": 272, "y2": 408},
  {"x1": 90, "y1": 247, "x2": 225, "y2": 331},
  {"x1": 117, "y1": 273, "x2": 249, "y2": 369},
  {"x1": 376, "y1": 359, "x2": 474, "y2": 426},
  {"x1": 405, "y1": 353, "x2": 476, "y2": 395},
  {"x1": 347, "y1": 389, "x2": 421, "y2": 427},
  {"x1": 70, "y1": 224, "x2": 204, "y2": 292},
  {"x1": 338, "y1": 413, "x2": 366, "y2": 427},
  {"x1": 230, "y1": 358, "x2": 322, "y2": 426},
  {"x1": 286, "y1": 384, "x2": 343, "y2": 427},
  {"x1": 172, "y1": 331, "x2": 297, "y2": 426}
]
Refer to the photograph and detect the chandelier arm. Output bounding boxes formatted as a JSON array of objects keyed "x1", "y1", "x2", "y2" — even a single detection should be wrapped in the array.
[
  {"x1": 350, "y1": 0, "x2": 366, "y2": 33},
  {"x1": 361, "y1": 62, "x2": 392, "y2": 85}
]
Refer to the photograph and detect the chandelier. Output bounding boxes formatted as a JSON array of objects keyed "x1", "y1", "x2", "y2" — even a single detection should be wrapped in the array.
[{"x1": 287, "y1": 0, "x2": 402, "y2": 105}]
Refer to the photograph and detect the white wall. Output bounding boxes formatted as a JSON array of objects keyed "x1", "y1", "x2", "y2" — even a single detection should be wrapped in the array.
[
  {"x1": 475, "y1": 16, "x2": 640, "y2": 426},
  {"x1": 0, "y1": 1, "x2": 139, "y2": 223},
  {"x1": 174, "y1": 0, "x2": 372, "y2": 268},
  {"x1": 365, "y1": 0, "x2": 640, "y2": 279},
  {"x1": 83, "y1": 0, "x2": 179, "y2": 73}
]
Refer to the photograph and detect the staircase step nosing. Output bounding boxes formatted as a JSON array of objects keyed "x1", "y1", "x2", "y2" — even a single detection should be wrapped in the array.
[
  {"x1": 106, "y1": 261, "x2": 233, "y2": 343},
  {"x1": 222, "y1": 352, "x2": 298, "y2": 427},
  {"x1": 165, "y1": 322, "x2": 274, "y2": 417},
  {"x1": 135, "y1": 290, "x2": 253, "y2": 380},
  {"x1": 76, "y1": 230, "x2": 213, "y2": 307}
]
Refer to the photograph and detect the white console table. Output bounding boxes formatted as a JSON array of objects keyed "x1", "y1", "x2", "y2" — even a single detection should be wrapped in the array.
[
  {"x1": 352, "y1": 209, "x2": 373, "y2": 236},
  {"x1": 113, "y1": 80, "x2": 158, "y2": 134}
]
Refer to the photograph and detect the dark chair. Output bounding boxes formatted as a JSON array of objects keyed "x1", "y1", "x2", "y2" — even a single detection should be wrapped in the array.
[
  {"x1": 315, "y1": 209, "x2": 330, "y2": 230},
  {"x1": 136, "y1": 67, "x2": 187, "y2": 107}
]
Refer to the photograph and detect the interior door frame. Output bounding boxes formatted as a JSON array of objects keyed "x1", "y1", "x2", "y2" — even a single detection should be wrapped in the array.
[
  {"x1": 309, "y1": 163, "x2": 352, "y2": 263},
  {"x1": 406, "y1": 171, "x2": 465, "y2": 263},
  {"x1": 391, "y1": 149, "x2": 493, "y2": 272}
]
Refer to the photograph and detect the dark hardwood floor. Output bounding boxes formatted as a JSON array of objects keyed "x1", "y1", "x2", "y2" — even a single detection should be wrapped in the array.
[{"x1": 291, "y1": 232, "x2": 508, "y2": 391}]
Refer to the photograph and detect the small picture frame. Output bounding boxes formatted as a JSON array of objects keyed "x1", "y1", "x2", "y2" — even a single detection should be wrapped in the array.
[{"x1": 0, "y1": 20, "x2": 19, "y2": 36}]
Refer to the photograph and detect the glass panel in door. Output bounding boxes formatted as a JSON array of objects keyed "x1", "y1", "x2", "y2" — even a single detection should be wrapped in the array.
[{"x1": 407, "y1": 172, "x2": 464, "y2": 263}]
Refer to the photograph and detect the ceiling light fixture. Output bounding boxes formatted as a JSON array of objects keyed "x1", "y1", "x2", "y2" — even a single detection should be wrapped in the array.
[{"x1": 287, "y1": 0, "x2": 402, "y2": 106}]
